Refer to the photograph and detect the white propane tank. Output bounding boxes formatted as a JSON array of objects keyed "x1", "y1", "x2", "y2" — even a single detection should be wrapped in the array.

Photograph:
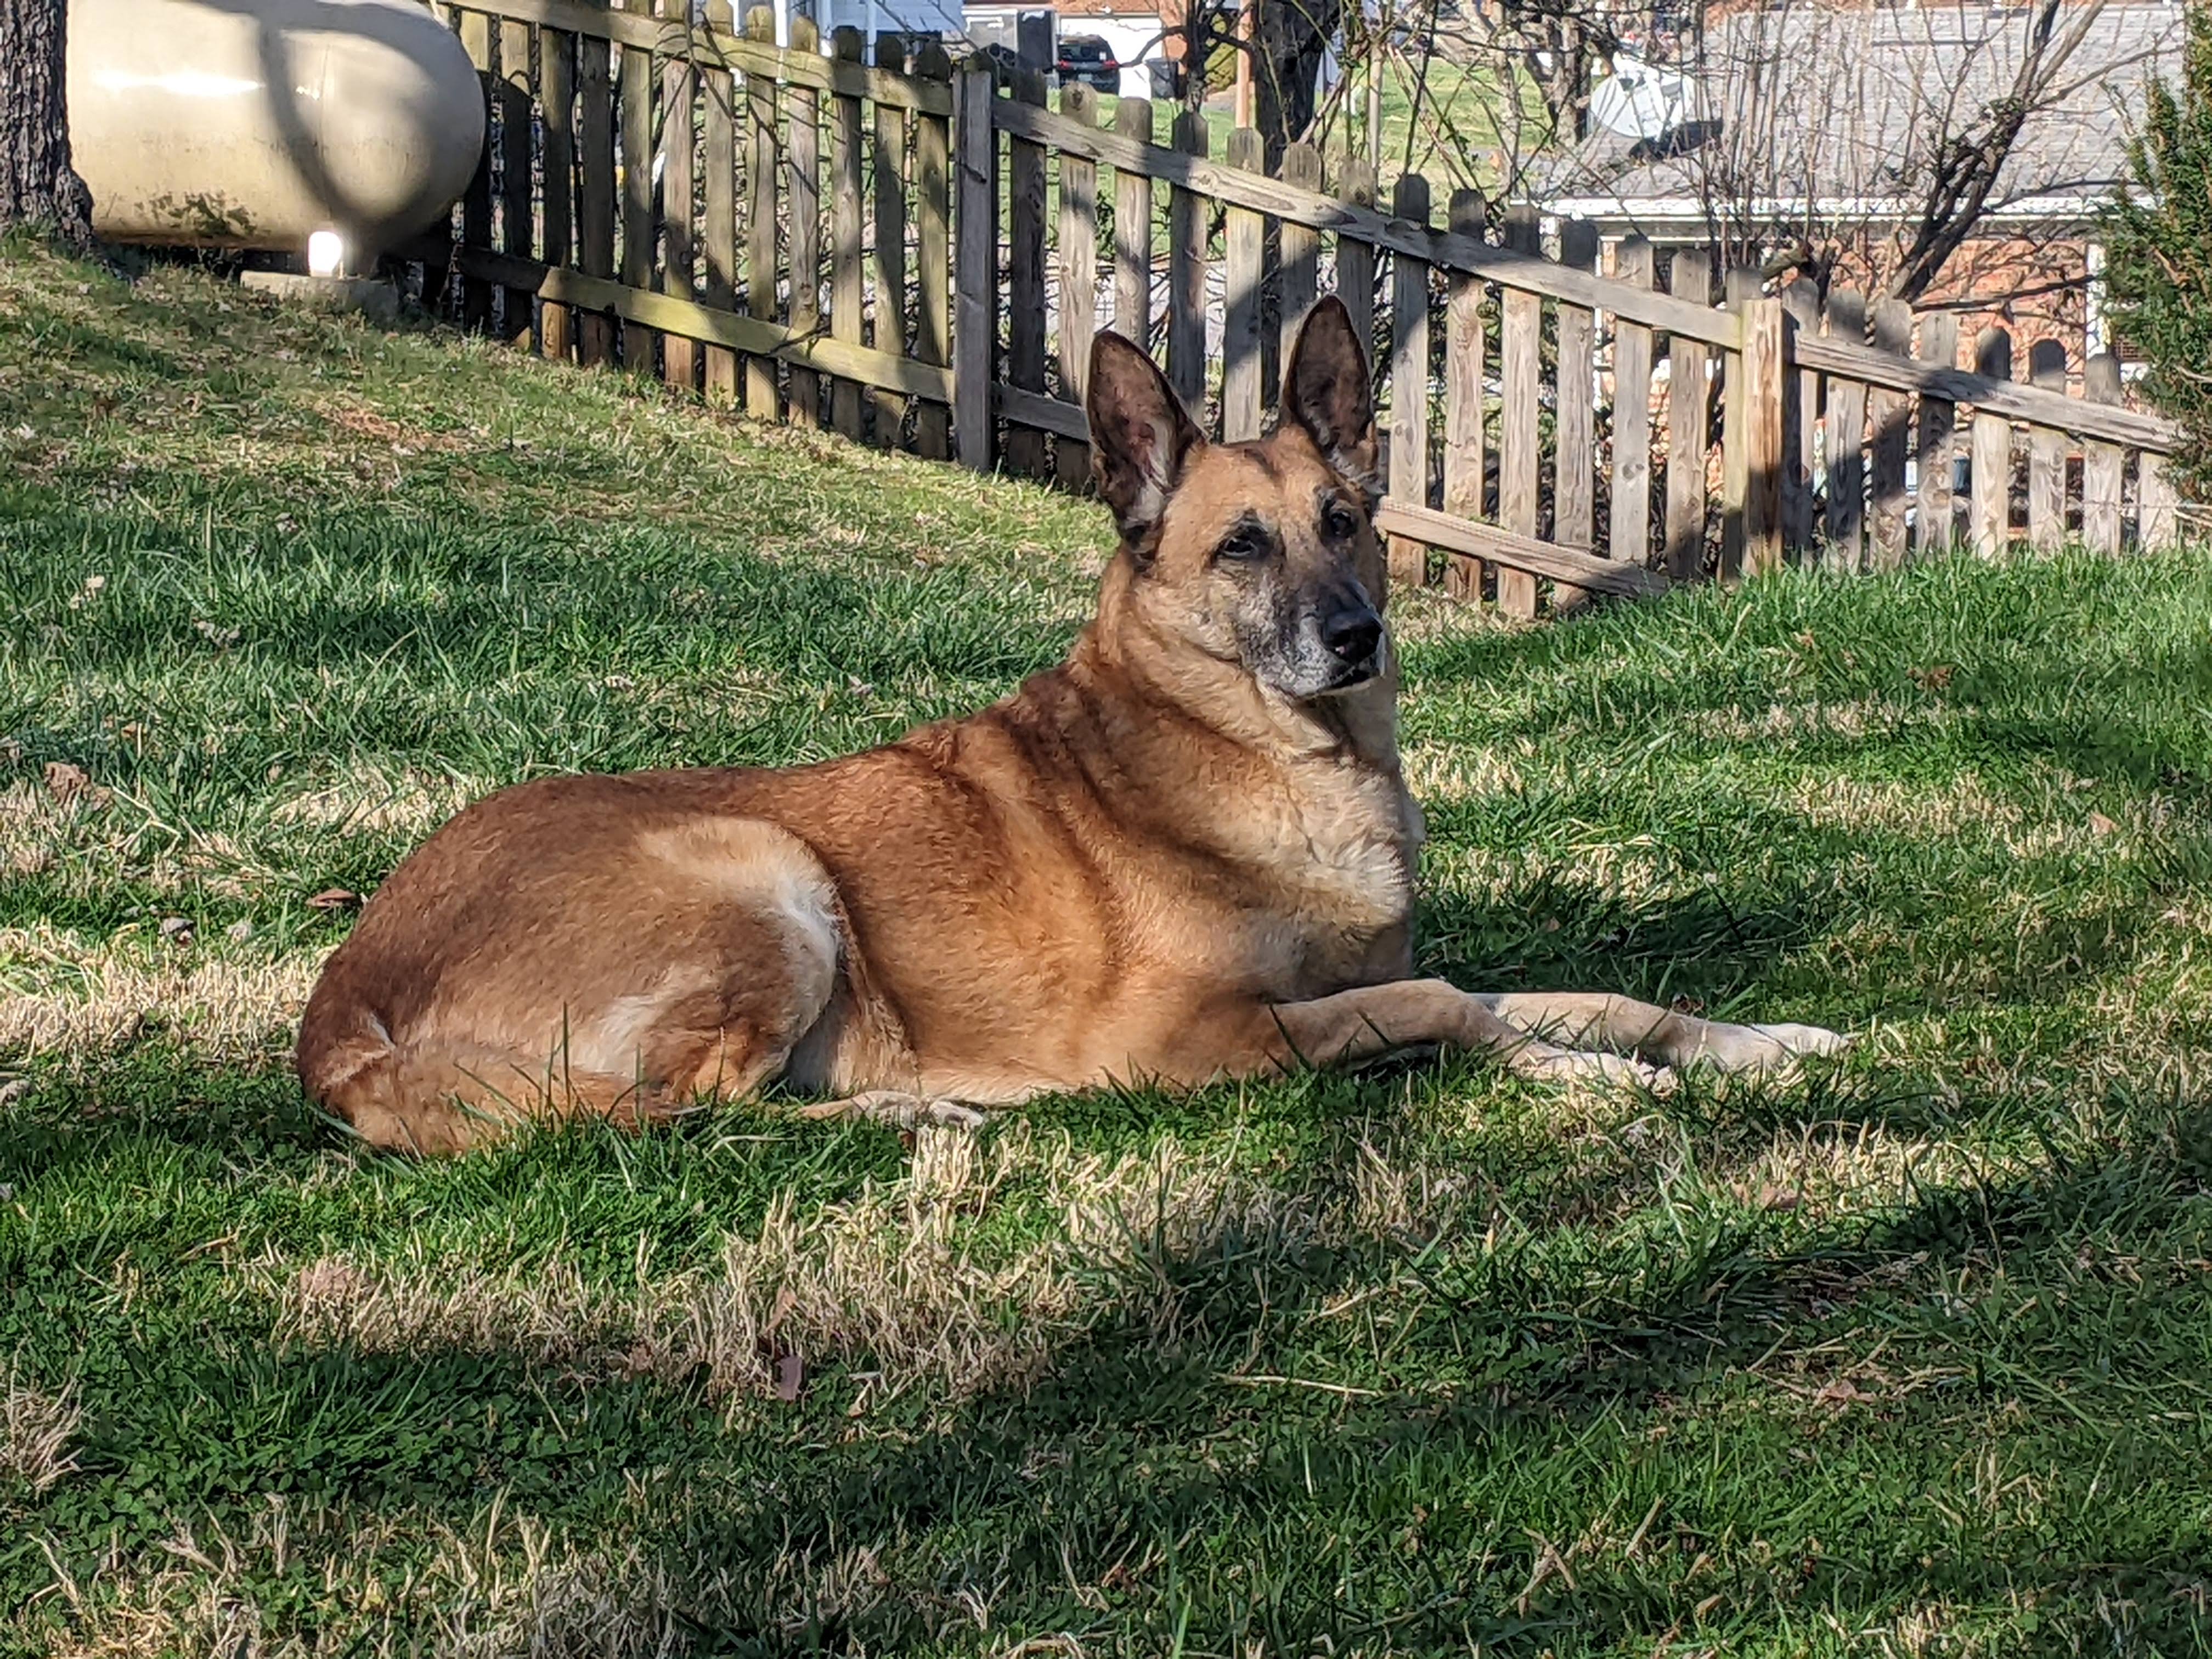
[{"x1": 68, "y1": 0, "x2": 486, "y2": 260}]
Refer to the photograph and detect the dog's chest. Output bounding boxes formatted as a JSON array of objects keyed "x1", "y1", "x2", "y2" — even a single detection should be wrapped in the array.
[{"x1": 1212, "y1": 765, "x2": 1418, "y2": 992}]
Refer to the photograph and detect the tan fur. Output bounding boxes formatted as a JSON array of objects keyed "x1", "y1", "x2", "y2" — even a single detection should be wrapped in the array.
[{"x1": 297, "y1": 302, "x2": 1843, "y2": 1152}]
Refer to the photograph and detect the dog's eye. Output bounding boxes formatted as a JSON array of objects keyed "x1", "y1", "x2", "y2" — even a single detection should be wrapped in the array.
[
  {"x1": 1323, "y1": 503, "x2": 1361, "y2": 540},
  {"x1": 1216, "y1": 529, "x2": 1267, "y2": 561}
]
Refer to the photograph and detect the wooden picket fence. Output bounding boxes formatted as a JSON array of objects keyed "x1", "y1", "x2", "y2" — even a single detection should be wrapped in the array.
[{"x1": 411, "y1": 1, "x2": 2190, "y2": 611}]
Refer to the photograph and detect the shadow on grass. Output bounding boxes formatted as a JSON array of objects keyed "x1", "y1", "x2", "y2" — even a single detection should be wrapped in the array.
[{"x1": 9, "y1": 1047, "x2": 2211, "y2": 1654}]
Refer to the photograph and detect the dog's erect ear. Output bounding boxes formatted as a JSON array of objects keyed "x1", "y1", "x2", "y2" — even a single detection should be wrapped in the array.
[
  {"x1": 1282, "y1": 296, "x2": 1378, "y2": 499},
  {"x1": 1086, "y1": 330, "x2": 1203, "y2": 546}
]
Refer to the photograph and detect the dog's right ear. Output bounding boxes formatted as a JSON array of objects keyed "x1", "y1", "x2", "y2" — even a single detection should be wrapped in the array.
[{"x1": 1086, "y1": 331, "x2": 1203, "y2": 547}]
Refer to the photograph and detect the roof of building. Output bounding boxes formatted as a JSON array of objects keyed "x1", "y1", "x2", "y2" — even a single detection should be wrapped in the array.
[{"x1": 1533, "y1": 1, "x2": 2183, "y2": 227}]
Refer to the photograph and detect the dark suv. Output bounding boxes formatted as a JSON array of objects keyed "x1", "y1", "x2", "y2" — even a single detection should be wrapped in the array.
[{"x1": 1055, "y1": 35, "x2": 1119, "y2": 93}]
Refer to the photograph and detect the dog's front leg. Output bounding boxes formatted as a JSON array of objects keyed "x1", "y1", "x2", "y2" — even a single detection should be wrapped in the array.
[
  {"x1": 1198, "y1": 979, "x2": 1668, "y2": 1091},
  {"x1": 1474, "y1": 991, "x2": 1848, "y2": 1073}
]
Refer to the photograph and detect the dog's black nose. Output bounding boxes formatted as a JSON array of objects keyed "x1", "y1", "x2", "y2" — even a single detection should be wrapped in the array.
[{"x1": 1322, "y1": 606, "x2": 1382, "y2": 664}]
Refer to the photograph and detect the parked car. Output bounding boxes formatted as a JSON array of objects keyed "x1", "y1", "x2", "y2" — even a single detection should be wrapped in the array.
[{"x1": 1055, "y1": 34, "x2": 1119, "y2": 93}]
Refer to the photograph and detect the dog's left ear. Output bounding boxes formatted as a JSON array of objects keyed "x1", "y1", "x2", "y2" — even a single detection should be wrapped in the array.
[
  {"x1": 1086, "y1": 330, "x2": 1203, "y2": 548},
  {"x1": 1282, "y1": 296, "x2": 1379, "y2": 500}
]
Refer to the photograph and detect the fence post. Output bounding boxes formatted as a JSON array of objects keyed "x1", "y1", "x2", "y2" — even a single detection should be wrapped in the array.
[
  {"x1": 1663, "y1": 249, "x2": 1711, "y2": 580},
  {"x1": 1553, "y1": 218, "x2": 1598, "y2": 576},
  {"x1": 1443, "y1": 187, "x2": 1489, "y2": 601},
  {"x1": 1719, "y1": 264, "x2": 1761, "y2": 579},
  {"x1": 1386, "y1": 171, "x2": 1432, "y2": 590},
  {"x1": 1498, "y1": 205, "x2": 1541, "y2": 618},
  {"x1": 743, "y1": 6, "x2": 782, "y2": 417},
  {"x1": 1743, "y1": 296, "x2": 1785, "y2": 577},
  {"x1": 497, "y1": 14, "x2": 535, "y2": 342},
  {"x1": 2141, "y1": 457, "x2": 2180, "y2": 549},
  {"x1": 1870, "y1": 299, "x2": 1912, "y2": 567},
  {"x1": 953, "y1": 61, "x2": 998, "y2": 471},
  {"x1": 576, "y1": 0, "x2": 616, "y2": 365},
  {"x1": 1113, "y1": 97, "x2": 1153, "y2": 346},
  {"x1": 2027, "y1": 339, "x2": 2068, "y2": 552},
  {"x1": 1334, "y1": 157, "x2": 1377, "y2": 376},
  {"x1": 872, "y1": 31, "x2": 912, "y2": 449},
  {"x1": 911, "y1": 42, "x2": 953, "y2": 460},
  {"x1": 657, "y1": 0, "x2": 697, "y2": 392},
  {"x1": 1277, "y1": 144, "x2": 1323, "y2": 405},
  {"x1": 1055, "y1": 82, "x2": 1099, "y2": 490},
  {"x1": 1004, "y1": 67, "x2": 1050, "y2": 476},
  {"x1": 1780, "y1": 276, "x2": 1818, "y2": 559},
  {"x1": 1166, "y1": 110, "x2": 1210, "y2": 415},
  {"x1": 1223, "y1": 129, "x2": 1267, "y2": 443},
  {"x1": 617, "y1": 9, "x2": 655, "y2": 371},
  {"x1": 830, "y1": 28, "x2": 869, "y2": 441},
  {"x1": 539, "y1": 16, "x2": 577, "y2": 362},
  {"x1": 460, "y1": 10, "x2": 495, "y2": 330},
  {"x1": 699, "y1": 0, "x2": 737, "y2": 400},
  {"x1": 1915, "y1": 312, "x2": 1959, "y2": 556},
  {"x1": 2083, "y1": 353, "x2": 2124, "y2": 556},
  {"x1": 1822, "y1": 287, "x2": 1867, "y2": 569},
  {"x1": 1970, "y1": 325, "x2": 2013, "y2": 557}
]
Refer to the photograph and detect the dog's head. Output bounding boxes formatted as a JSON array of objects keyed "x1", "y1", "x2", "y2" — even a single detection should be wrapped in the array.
[{"x1": 1085, "y1": 297, "x2": 1385, "y2": 702}]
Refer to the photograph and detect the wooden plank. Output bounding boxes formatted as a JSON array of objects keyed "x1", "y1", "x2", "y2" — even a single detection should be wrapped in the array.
[
  {"x1": 911, "y1": 41, "x2": 952, "y2": 460},
  {"x1": 1822, "y1": 287, "x2": 1866, "y2": 570},
  {"x1": 1869, "y1": 298, "x2": 1911, "y2": 567},
  {"x1": 783, "y1": 15, "x2": 819, "y2": 426},
  {"x1": 1915, "y1": 311, "x2": 1958, "y2": 555},
  {"x1": 1333, "y1": 157, "x2": 1377, "y2": 371},
  {"x1": 431, "y1": 0, "x2": 958, "y2": 113},
  {"x1": 1970, "y1": 325, "x2": 2014, "y2": 558},
  {"x1": 498, "y1": 16, "x2": 535, "y2": 341},
  {"x1": 1793, "y1": 332, "x2": 2173, "y2": 452},
  {"x1": 1386, "y1": 171, "x2": 1431, "y2": 589},
  {"x1": 460, "y1": 11, "x2": 496, "y2": 329},
  {"x1": 2082, "y1": 352, "x2": 2124, "y2": 556},
  {"x1": 617, "y1": 15, "x2": 654, "y2": 371},
  {"x1": 1663, "y1": 247, "x2": 1710, "y2": 580},
  {"x1": 1609, "y1": 235, "x2": 1653, "y2": 572},
  {"x1": 452, "y1": 245, "x2": 954, "y2": 396},
  {"x1": 2028, "y1": 338, "x2": 2068, "y2": 553},
  {"x1": 539, "y1": 20, "x2": 576, "y2": 360},
  {"x1": 1112, "y1": 96, "x2": 1153, "y2": 346},
  {"x1": 1742, "y1": 297, "x2": 1785, "y2": 577},
  {"x1": 1376, "y1": 500, "x2": 1669, "y2": 598},
  {"x1": 1004, "y1": 67, "x2": 1049, "y2": 475},
  {"x1": 1278, "y1": 144, "x2": 1322, "y2": 404},
  {"x1": 871, "y1": 31, "x2": 911, "y2": 448},
  {"x1": 699, "y1": 0, "x2": 735, "y2": 402},
  {"x1": 989, "y1": 98, "x2": 1745, "y2": 350},
  {"x1": 744, "y1": 6, "x2": 783, "y2": 418},
  {"x1": 830, "y1": 28, "x2": 868, "y2": 441},
  {"x1": 1442, "y1": 187, "x2": 1488, "y2": 601},
  {"x1": 1780, "y1": 276, "x2": 1818, "y2": 557},
  {"x1": 1054, "y1": 83, "x2": 1099, "y2": 491},
  {"x1": 657, "y1": 0, "x2": 697, "y2": 392},
  {"x1": 1553, "y1": 218, "x2": 1597, "y2": 604},
  {"x1": 953, "y1": 63, "x2": 997, "y2": 471},
  {"x1": 1166, "y1": 109, "x2": 1210, "y2": 416},
  {"x1": 575, "y1": 10, "x2": 615, "y2": 364},
  {"x1": 1222, "y1": 128, "x2": 1267, "y2": 442},
  {"x1": 2141, "y1": 456, "x2": 2180, "y2": 549},
  {"x1": 1497, "y1": 205, "x2": 1541, "y2": 618},
  {"x1": 1718, "y1": 265, "x2": 1760, "y2": 579}
]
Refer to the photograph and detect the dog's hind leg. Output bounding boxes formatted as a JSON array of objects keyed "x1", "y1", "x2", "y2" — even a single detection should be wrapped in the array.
[{"x1": 1474, "y1": 991, "x2": 1848, "y2": 1073}]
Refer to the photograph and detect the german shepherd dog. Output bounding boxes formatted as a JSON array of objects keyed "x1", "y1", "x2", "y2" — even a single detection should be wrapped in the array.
[{"x1": 297, "y1": 298, "x2": 1845, "y2": 1153}]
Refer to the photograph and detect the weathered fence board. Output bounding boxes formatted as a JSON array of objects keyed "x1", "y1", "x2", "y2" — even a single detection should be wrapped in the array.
[{"x1": 1386, "y1": 172, "x2": 1431, "y2": 589}]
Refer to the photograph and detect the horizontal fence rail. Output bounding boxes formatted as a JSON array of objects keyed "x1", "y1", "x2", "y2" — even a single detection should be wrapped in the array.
[{"x1": 410, "y1": 0, "x2": 2191, "y2": 614}]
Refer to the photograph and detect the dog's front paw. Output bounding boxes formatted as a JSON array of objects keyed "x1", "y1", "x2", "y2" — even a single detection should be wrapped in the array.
[{"x1": 1526, "y1": 1048, "x2": 1676, "y2": 1094}]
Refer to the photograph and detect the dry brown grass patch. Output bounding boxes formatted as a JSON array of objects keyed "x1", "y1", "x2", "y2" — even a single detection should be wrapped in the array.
[
  {"x1": 2, "y1": 1362, "x2": 81, "y2": 1502},
  {"x1": 0, "y1": 923, "x2": 318, "y2": 1057}
]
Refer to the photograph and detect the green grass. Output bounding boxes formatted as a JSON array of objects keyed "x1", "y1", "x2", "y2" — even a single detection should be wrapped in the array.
[{"x1": 5, "y1": 238, "x2": 2212, "y2": 1656}]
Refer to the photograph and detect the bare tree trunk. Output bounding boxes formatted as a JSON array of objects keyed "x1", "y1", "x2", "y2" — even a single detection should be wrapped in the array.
[
  {"x1": 1, "y1": 0, "x2": 94, "y2": 247},
  {"x1": 1254, "y1": 0, "x2": 1342, "y2": 166}
]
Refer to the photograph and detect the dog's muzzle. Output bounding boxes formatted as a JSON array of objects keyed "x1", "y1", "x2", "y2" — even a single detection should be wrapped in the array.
[{"x1": 1319, "y1": 601, "x2": 1384, "y2": 687}]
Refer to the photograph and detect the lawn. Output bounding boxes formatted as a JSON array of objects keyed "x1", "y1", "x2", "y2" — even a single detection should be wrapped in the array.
[{"x1": 4, "y1": 238, "x2": 2212, "y2": 1657}]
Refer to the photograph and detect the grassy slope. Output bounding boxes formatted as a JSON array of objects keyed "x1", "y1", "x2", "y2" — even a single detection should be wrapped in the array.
[{"x1": 3, "y1": 240, "x2": 2211, "y2": 1657}]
